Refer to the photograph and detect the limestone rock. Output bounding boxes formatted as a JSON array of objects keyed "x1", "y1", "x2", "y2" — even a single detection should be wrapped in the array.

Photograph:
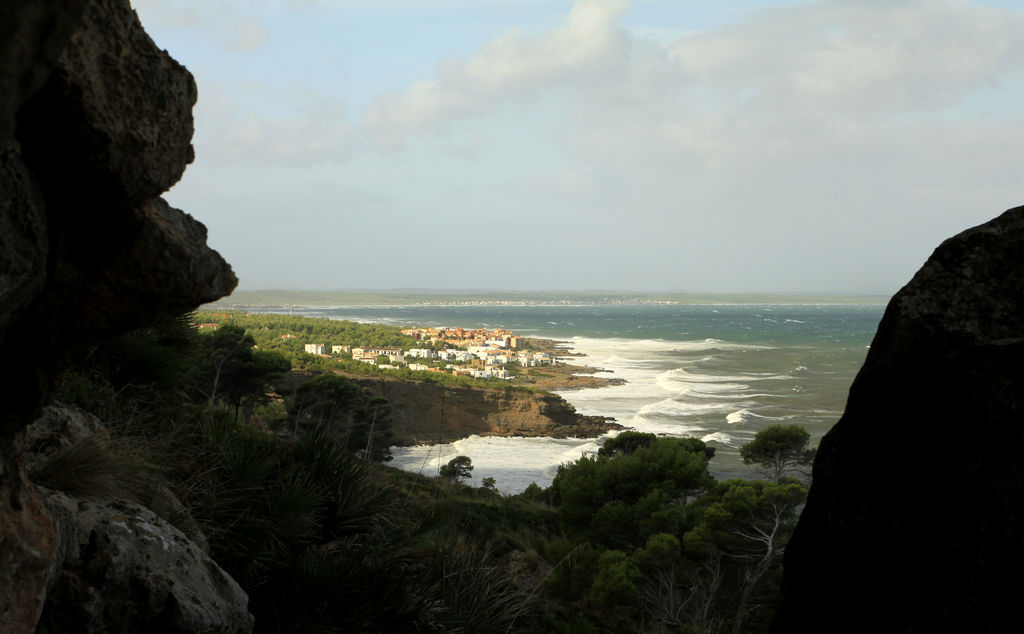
[
  {"x1": 0, "y1": 0, "x2": 88, "y2": 139},
  {"x1": 23, "y1": 402, "x2": 105, "y2": 471},
  {"x1": 0, "y1": 0, "x2": 237, "y2": 630},
  {"x1": 37, "y1": 491, "x2": 254, "y2": 634},
  {"x1": 19, "y1": 0, "x2": 197, "y2": 206},
  {"x1": 0, "y1": 143, "x2": 46, "y2": 345},
  {"x1": 773, "y1": 206, "x2": 1024, "y2": 633},
  {"x1": 0, "y1": 432, "x2": 56, "y2": 634}
]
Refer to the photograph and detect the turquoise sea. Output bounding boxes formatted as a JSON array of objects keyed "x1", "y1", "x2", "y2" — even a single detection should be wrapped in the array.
[{"x1": 284, "y1": 303, "x2": 886, "y2": 493}]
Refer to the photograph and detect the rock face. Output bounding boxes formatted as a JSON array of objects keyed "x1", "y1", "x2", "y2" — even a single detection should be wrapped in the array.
[
  {"x1": 0, "y1": 1, "x2": 236, "y2": 631},
  {"x1": 773, "y1": 206, "x2": 1024, "y2": 633},
  {"x1": 357, "y1": 377, "x2": 621, "y2": 445},
  {"x1": 23, "y1": 403, "x2": 106, "y2": 472},
  {"x1": 38, "y1": 491, "x2": 254, "y2": 634}
]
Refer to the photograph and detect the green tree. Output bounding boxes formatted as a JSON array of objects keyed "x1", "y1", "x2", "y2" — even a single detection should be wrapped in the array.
[
  {"x1": 597, "y1": 431, "x2": 657, "y2": 457},
  {"x1": 195, "y1": 324, "x2": 255, "y2": 405},
  {"x1": 628, "y1": 533, "x2": 691, "y2": 628},
  {"x1": 481, "y1": 476, "x2": 497, "y2": 491},
  {"x1": 739, "y1": 424, "x2": 816, "y2": 482},
  {"x1": 288, "y1": 374, "x2": 393, "y2": 461},
  {"x1": 232, "y1": 349, "x2": 291, "y2": 423},
  {"x1": 194, "y1": 324, "x2": 292, "y2": 421},
  {"x1": 440, "y1": 455, "x2": 473, "y2": 480},
  {"x1": 550, "y1": 436, "x2": 715, "y2": 548},
  {"x1": 685, "y1": 478, "x2": 807, "y2": 634},
  {"x1": 588, "y1": 549, "x2": 641, "y2": 624}
]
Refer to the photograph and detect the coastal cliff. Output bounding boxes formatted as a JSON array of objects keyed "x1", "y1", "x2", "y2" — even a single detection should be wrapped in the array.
[
  {"x1": 773, "y1": 206, "x2": 1024, "y2": 633},
  {"x1": 353, "y1": 377, "x2": 621, "y2": 445},
  {"x1": 0, "y1": 1, "x2": 239, "y2": 631}
]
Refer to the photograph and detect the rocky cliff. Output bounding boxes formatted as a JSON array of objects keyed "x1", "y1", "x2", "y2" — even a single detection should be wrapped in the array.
[
  {"x1": 773, "y1": 206, "x2": 1024, "y2": 632},
  {"x1": 356, "y1": 377, "x2": 621, "y2": 445},
  {"x1": 0, "y1": 1, "x2": 238, "y2": 631}
]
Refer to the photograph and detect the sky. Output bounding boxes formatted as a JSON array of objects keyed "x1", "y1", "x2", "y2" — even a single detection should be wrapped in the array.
[{"x1": 132, "y1": 0, "x2": 1024, "y2": 295}]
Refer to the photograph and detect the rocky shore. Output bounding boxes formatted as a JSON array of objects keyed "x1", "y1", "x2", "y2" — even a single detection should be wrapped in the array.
[
  {"x1": 512, "y1": 337, "x2": 627, "y2": 391},
  {"x1": 348, "y1": 375, "x2": 622, "y2": 446}
]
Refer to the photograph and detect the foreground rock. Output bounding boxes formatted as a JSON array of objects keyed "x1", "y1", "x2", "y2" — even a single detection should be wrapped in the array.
[
  {"x1": 355, "y1": 377, "x2": 622, "y2": 445},
  {"x1": 773, "y1": 206, "x2": 1024, "y2": 632},
  {"x1": 38, "y1": 491, "x2": 253, "y2": 634},
  {"x1": 0, "y1": 0, "x2": 236, "y2": 630}
]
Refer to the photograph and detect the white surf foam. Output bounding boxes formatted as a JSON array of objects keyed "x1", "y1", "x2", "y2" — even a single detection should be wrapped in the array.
[
  {"x1": 725, "y1": 408, "x2": 786, "y2": 424},
  {"x1": 701, "y1": 431, "x2": 737, "y2": 446},
  {"x1": 389, "y1": 434, "x2": 613, "y2": 494},
  {"x1": 638, "y1": 398, "x2": 737, "y2": 417}
]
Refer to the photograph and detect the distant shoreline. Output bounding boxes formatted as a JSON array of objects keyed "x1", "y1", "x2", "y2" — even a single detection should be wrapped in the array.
[{"x1": 208, "y1": 291, "x2": 890, "y2": 309}]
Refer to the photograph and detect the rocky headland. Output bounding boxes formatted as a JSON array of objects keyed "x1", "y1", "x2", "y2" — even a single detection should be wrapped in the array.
[{"x1": 352, "y1": 375, "x2": 621, "y2": 445}]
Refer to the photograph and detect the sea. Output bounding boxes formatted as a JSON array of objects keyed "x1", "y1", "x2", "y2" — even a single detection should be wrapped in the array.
[{"x1": 273, "y1": 303, "x2": 885, "y2": 494}]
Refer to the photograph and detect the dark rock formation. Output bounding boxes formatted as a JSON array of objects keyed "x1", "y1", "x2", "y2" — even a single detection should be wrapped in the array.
[
  {"x1": 23, "y1": 403, "x2": 106, "y2": 472},
  {"x1": 773, "y1": 206, "x2": 1024, "y2": 633},
  {"x1": 38, "y1": 491, "x2": 254, "y2": 634},
  {"x1": 0, "y1": 0, "x2": 236, "y2": 630},
  {"x1": 356, "y1": 376, "x2": 621, "y2": 445}
]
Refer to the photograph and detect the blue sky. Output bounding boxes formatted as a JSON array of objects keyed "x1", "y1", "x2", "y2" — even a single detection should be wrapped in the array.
[{"x1": 134, "y1": 0, "x2": 1024, "y2": 294}]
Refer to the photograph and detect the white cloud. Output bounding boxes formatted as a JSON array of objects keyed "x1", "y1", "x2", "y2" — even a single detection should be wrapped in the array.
[
  {"x1": 362, "y1": 0, "x2": 631, "y2": 146},
  {"x1": 227, "y1": 17, "x2": 270, "y2": 51},
  {"x1": 155, "y1": 0, "x2": 1024, "y2": 292},
  {"x1": 362, "y1": 0, "x2": 1024, "y2": 149},
  {"x1": 192, "y1": 81, "x2": 356, "y2": 167},
  {"x1": 667, "y1": 0, "x2": 1024, "y2": 116},
  {"x1": 134, "y1": 0, "x2": 272, "y2": 53}
]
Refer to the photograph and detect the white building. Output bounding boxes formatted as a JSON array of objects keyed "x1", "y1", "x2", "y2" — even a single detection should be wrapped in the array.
[
  {"x1": 407, "y1": 348, "x2": 438, "y2": 359},
  {"x1": 409, "y1": 363, "x2": 429, "y2": 371},
  {"x1": 331, "y1": 345, "x2": 350, "y2": 354},
  {"x1": 304, "y1": 343, "x2": 326, "y2": 355},
  {"x1": 517, "y1": 354, "x2": 536, "y2": 367},
  {"x1": 467, "y1": 345, "x2": 489, "y2": 358}
]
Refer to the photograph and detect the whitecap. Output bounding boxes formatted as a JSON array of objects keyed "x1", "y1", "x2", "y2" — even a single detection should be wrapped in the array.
[
  {"x1": 726, "y1": 410, "x2": 748, "y2": 424},
  {"x1": 725, "y1": 408, "x2": 783, "y2": 424},
  {"x1": 701, "y1": 432, "x2": 736, "y2": 446},
  {"x1": 638, "y1": 398, "x2": 736, "y2": 417}
]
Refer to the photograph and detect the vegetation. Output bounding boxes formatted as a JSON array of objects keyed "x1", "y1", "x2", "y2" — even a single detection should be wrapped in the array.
[
  {"x1": 194, "y1": 310, "x2": 546, "y2": 393},
  {"x1": 287, "y1": 373, "x2": 394, "y2": 461},
  {"x1": 42, "y1": 315, "x2": 814, "y2": 633},
  {"x1": 739, "y1": 424, "x2": 816, "y2": 482},
  {"x1": 440, "y1": 455, "x2": 474, "y2": 481}
]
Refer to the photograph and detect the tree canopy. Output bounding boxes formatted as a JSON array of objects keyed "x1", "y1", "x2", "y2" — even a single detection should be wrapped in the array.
[
  {"x1": 439, "y1": 455, "x2": 473, "y2": 480},
  {"x1": 287, "y1": 374, "x2": 393, "y2": 462},
  {"x1": 739, "y1": 424, "x2": 816, "y2": 482},
  {"x1": 551, "y1": 436, "x2": 716, "y2": 547},
  {"x1": 195, "y1": 324, "x2": 290, "y2": 421}
]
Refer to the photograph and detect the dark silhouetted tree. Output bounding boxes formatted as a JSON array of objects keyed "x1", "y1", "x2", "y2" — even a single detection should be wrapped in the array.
[
  {"x1": 739, "y1": 424, "x2": 815, "y2": 482},
  {"x1": 440, "y1": 455, "x2": 473, "y2": 480}
]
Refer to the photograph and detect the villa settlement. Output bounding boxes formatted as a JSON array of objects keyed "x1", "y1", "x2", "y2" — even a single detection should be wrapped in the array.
[{"x1": 300, "y1": 327, "x2": 556, "y2": 380}]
